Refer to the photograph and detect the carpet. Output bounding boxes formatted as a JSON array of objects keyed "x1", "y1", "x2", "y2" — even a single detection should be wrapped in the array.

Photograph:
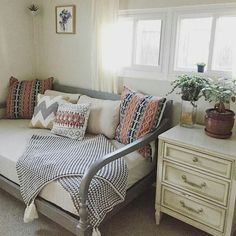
[{"x1": 0, "y1": 187, "x2": 210, "y2": 236}]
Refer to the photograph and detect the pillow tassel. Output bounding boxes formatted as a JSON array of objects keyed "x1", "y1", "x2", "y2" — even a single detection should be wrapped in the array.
[
  {"x1": 92, "y1": 228, "x2": 101, "y2": 236},
  {"x1": 23, "y1": 201, "x2": 39, "y2": 223}
]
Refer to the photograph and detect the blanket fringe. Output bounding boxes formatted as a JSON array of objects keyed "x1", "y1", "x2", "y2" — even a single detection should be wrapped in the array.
[
  {"x1": 24, "y1": 201, "x2": 38, "y2": 223},
  {"x1": 92, "y1": 228, "x2": 101, "y2": 236}
]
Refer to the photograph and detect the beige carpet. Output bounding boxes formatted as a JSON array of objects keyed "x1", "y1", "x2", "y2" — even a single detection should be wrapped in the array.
[{"x1": 0, "y1": 187, "x2": 212, "y2": 236}]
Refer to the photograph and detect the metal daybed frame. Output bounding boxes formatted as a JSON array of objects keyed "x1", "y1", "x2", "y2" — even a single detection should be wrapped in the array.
[{"x1": 0, "y1": 84, "x2": 172, "y2": 236}]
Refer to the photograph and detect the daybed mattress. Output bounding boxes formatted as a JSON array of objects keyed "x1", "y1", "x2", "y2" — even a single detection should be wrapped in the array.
[{"x1": 0, "y1": 119, "x2": 155, "y2": 216}]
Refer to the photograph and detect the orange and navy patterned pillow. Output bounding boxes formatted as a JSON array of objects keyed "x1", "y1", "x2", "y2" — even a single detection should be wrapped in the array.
[
  {"x1": 6, "y1": 77, "x2": 54, "y2": 119},
  {"x1": 115, "y1": 87, "x2": 166, "y2": 158},
  {"x1": 51, "y1": 103, "x2": 90, "y2": 140}
]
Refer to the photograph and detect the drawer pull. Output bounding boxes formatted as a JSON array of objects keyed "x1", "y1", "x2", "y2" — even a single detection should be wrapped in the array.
[
  {"x1": 182, "y1": 175, "x2": 207, "y2": 189},
  {"x1": 192, "y1": 157, "x2": 199, "y2": 163},
  {"x1": 180, "y1": 200, "x2": 203, "y2": 214}
]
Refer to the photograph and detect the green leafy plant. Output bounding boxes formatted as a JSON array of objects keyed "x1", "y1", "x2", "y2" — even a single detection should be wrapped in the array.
[
  {"x1": 28, "y1": 4, "x2": 39, "y2": 11},
  {"x1": 168, "y1": 74, "x2": 210, "y2": 106},
  {"x1": 202, "y1": 78, "x2": 236, "y2": 113}
]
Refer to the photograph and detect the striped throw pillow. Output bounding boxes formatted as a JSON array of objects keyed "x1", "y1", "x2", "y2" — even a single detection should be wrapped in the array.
[
  {"x1": 6, "y1": 77, "x2": 54, "y2": 119},
  {"x1": 115, "y1": 87, "x2": 166, "y2": 158}
]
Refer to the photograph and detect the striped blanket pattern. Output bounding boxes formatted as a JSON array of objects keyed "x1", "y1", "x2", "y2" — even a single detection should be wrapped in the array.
[{"x1": 16, "y1": 134, "x2": 128, "y2": 227}]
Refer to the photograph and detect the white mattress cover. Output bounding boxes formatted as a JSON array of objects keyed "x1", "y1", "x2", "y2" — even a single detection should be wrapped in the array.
[{"x1": 0, "y1": 119, "x2": 155, "y2": 215}]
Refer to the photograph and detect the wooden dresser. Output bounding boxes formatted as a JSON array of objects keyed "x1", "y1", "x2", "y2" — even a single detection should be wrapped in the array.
[{"x1": 155, "y1": 125, "x2": 236, "y2": 236}]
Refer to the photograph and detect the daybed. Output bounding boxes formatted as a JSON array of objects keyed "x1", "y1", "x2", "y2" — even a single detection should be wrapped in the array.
[{"x1": 0, "y1": 84, "x2": 172, "y2": 236}]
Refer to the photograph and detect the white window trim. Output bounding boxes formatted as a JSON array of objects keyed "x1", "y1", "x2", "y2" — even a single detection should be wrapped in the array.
[
  {"x1": 171, "y1": 13, "x2": 215, "y2": 73},
  {"x1": 118, "y1": 3, "x2": 236, "y2": 80},
  {"x1": 119, "y1": 9, "x2": 169, "y2": 79},
  {"x1": 169, "y1": 3, "x2": 236, "y2": 78}
]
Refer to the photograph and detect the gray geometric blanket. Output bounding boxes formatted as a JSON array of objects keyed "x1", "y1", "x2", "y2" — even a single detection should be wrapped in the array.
[{"x1": 16, "y1": 134, "x2": 128, "y2": 227}]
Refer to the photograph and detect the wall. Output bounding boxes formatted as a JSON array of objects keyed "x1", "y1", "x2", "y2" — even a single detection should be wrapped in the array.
[
  {"x1": 36, "y1": 0, "x2": 93, "y2": 90},
  {"x1": 119, "y1": 0, "x2": 236, "y2": 126},
  {"x1": 0, "y1": 0, "x2": 35, "y2": 103},
  {"x1": 36, "y1": 0, "x2": 236, "y2": 126}
]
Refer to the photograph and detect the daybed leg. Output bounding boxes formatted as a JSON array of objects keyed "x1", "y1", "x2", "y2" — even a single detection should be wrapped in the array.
[{"x1": 76, "y1": 203, "x2": 91, "y2": 236}]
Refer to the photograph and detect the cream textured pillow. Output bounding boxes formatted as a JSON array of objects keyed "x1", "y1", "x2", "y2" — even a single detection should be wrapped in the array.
[
  {"x1": 51, "y1": 103, "x2": 90, "y2": 140},
  {"x1": 29, "y1": 94, "x2": 68, "y2": 129},
  {"x1": 78, "y1": 95, "x2": 121, "y2": 139},
  {"x1": 44, "y1": 90, "x2": 80, "y2": 104}
]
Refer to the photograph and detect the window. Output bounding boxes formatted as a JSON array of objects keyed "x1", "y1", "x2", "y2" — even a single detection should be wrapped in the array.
[
  {"x1": 118, "y1": 12, "x2": 165, "y2": 73},
  {"x1": 118, "y1": 4, "x2": 236, "y2": 79},
  {"x1": 212, "y1": 16, "x2": 236, "y2": 72},
  {"x1": 174, "y1": 11, "x2": 236, "y2": 74},
  {"x1": 134, "y1": 19, "x2": 162, "y2": 67},
  {"x1": 175, "y1": 17, "x2": 212, "y2": 70}
]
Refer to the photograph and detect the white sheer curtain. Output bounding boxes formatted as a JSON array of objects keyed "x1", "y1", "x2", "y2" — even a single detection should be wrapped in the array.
[{"x1": 91, "y1": 0, "x2": 119, "y2": 93}]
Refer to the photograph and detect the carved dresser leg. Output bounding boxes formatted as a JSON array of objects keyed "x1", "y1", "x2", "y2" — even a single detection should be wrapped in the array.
[{"x1": 155, "y1": 205, "x2": 163, "y2": 225}]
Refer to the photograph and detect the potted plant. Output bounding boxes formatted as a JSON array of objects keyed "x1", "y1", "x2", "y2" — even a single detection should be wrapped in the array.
[
  {"x1": 28, "y1": 4, "x2": 39, "y2": 16},
  {"x1": 197, "y1": 63, "x2": 206, "y2": 73},
  {"x1": 168, "y1": 74, "x2": 210, "y2": 127},
  {"x1": 202, "y1": 78, "x2": 236, "y2": 138}
]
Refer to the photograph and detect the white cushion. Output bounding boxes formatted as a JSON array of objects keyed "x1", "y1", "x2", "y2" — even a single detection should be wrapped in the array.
[
  {"x1": 44, "y1": 90, "x2": 80, "y2": 104},
  {"x1": 0, "y1": 119, "x2": 155, "y2": 216},
  {"x1": 78, "y1": 95, "x2": 121, "y2": 139}
]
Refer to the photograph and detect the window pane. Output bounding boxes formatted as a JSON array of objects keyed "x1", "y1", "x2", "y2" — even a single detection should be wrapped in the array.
[
  {"x1": 117, "y1": 18, "x2": 133, "y2": 67},
  {"x1": 134, "y1": 19, "x2": 162, "y2": 67},
  {"x1": 212, "y1": 17, "x2": 236, "y2": 72},
  {"x1": 176, "y1": 17, "x2": 212, "y2": 70}
]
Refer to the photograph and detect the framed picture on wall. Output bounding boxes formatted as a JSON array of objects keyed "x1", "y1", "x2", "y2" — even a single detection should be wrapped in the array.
[{"x1": 56, "y1": 5, "x2": 76, "y2": 34}]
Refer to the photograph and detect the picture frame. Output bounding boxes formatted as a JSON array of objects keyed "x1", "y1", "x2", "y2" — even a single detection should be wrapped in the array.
[{"x1": 56, "y1": 5, "x2": 76, "y2": 34}]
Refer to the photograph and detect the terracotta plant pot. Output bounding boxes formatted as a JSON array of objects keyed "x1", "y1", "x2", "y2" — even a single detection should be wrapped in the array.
[{"x1": 205, "y1": 108, "x2": 235, "y2": 139}]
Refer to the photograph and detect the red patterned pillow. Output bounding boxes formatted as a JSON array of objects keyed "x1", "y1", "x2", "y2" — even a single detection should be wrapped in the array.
[
  {"x1": 115, "y1": 87, "x2": 166, "y2": 158},
  {"x1": 51, "y1": 103, "x2": 90, "y2": 140},
  {"x1": 6, "y1": 77, "x2": 54, "y2": 119}
]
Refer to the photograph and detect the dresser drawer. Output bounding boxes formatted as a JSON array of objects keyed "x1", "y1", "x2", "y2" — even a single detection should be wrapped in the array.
[
  {"x1": 163, "y1": 162, "x2": 229, "y2": 206},
  {"x1": 164, "y1": 143, "x2": 232, "y2": 178},
  {"x1": 161, "y1": 186, "x2": 226, "y2": 232}
]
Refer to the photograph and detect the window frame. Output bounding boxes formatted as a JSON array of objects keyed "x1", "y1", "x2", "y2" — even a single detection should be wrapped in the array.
[
  {"x1": 173, "y1": 14, "x2": 214, "y2": 72},
  {"x1": 118, "y1": 9, "x2": 168, "y2": 79},
  {"x1": 118, "y1": 3, "x2": 236, "y2": 80},
  {"x1": 169, "y1": 4, "x2": 236, "y2": 78},
  {"x1": 211, "y1": 15, "x2": 236, "y2": 73}
]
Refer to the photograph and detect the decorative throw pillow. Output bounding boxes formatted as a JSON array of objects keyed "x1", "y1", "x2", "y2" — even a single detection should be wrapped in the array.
[
  {"x1": 44, "y1": 90, "x2": 81, "y2": 104},
  {"x1": 51, "y1": 103, "x2": 90, "y2": 140},
  {"x1": 115, "y1": 87, "x2": 166, "y2": 158},
  {"x1": 78, "y1": 95, "x2": 121, "y2": 139},
  {"x1": 29, "y1": 94, "x2": 69, "y2": 129},
  {"x1": 6, "y1": 77, "x2": 54, "y2": 119}
]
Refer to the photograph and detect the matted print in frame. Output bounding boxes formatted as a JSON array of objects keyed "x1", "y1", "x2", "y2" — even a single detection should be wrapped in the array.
[{"x1": 56, "y1": 5, "x2": 76, "y2": 34}]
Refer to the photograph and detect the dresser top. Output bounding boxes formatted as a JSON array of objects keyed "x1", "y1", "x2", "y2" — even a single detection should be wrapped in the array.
[{"x1": 159, "y1": 125, "x2": 236, "y2": 159}]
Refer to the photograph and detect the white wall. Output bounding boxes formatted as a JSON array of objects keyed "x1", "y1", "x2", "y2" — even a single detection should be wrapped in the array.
[
  {"x1": 35, "y1": 0, "x2": 236, "y2": 126},
  {"x1": 119, "y1": 0, "x2": 236, "y2": 125},
  {"x1": 0, "y1": 0, "x2": 35, "y2": 103},
  {"x1": 1, "y1": 0, "x2": 235, "y2": 125},
  {"x1": 36, "y1": 0, "x2": 93, "y2": 89}
]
